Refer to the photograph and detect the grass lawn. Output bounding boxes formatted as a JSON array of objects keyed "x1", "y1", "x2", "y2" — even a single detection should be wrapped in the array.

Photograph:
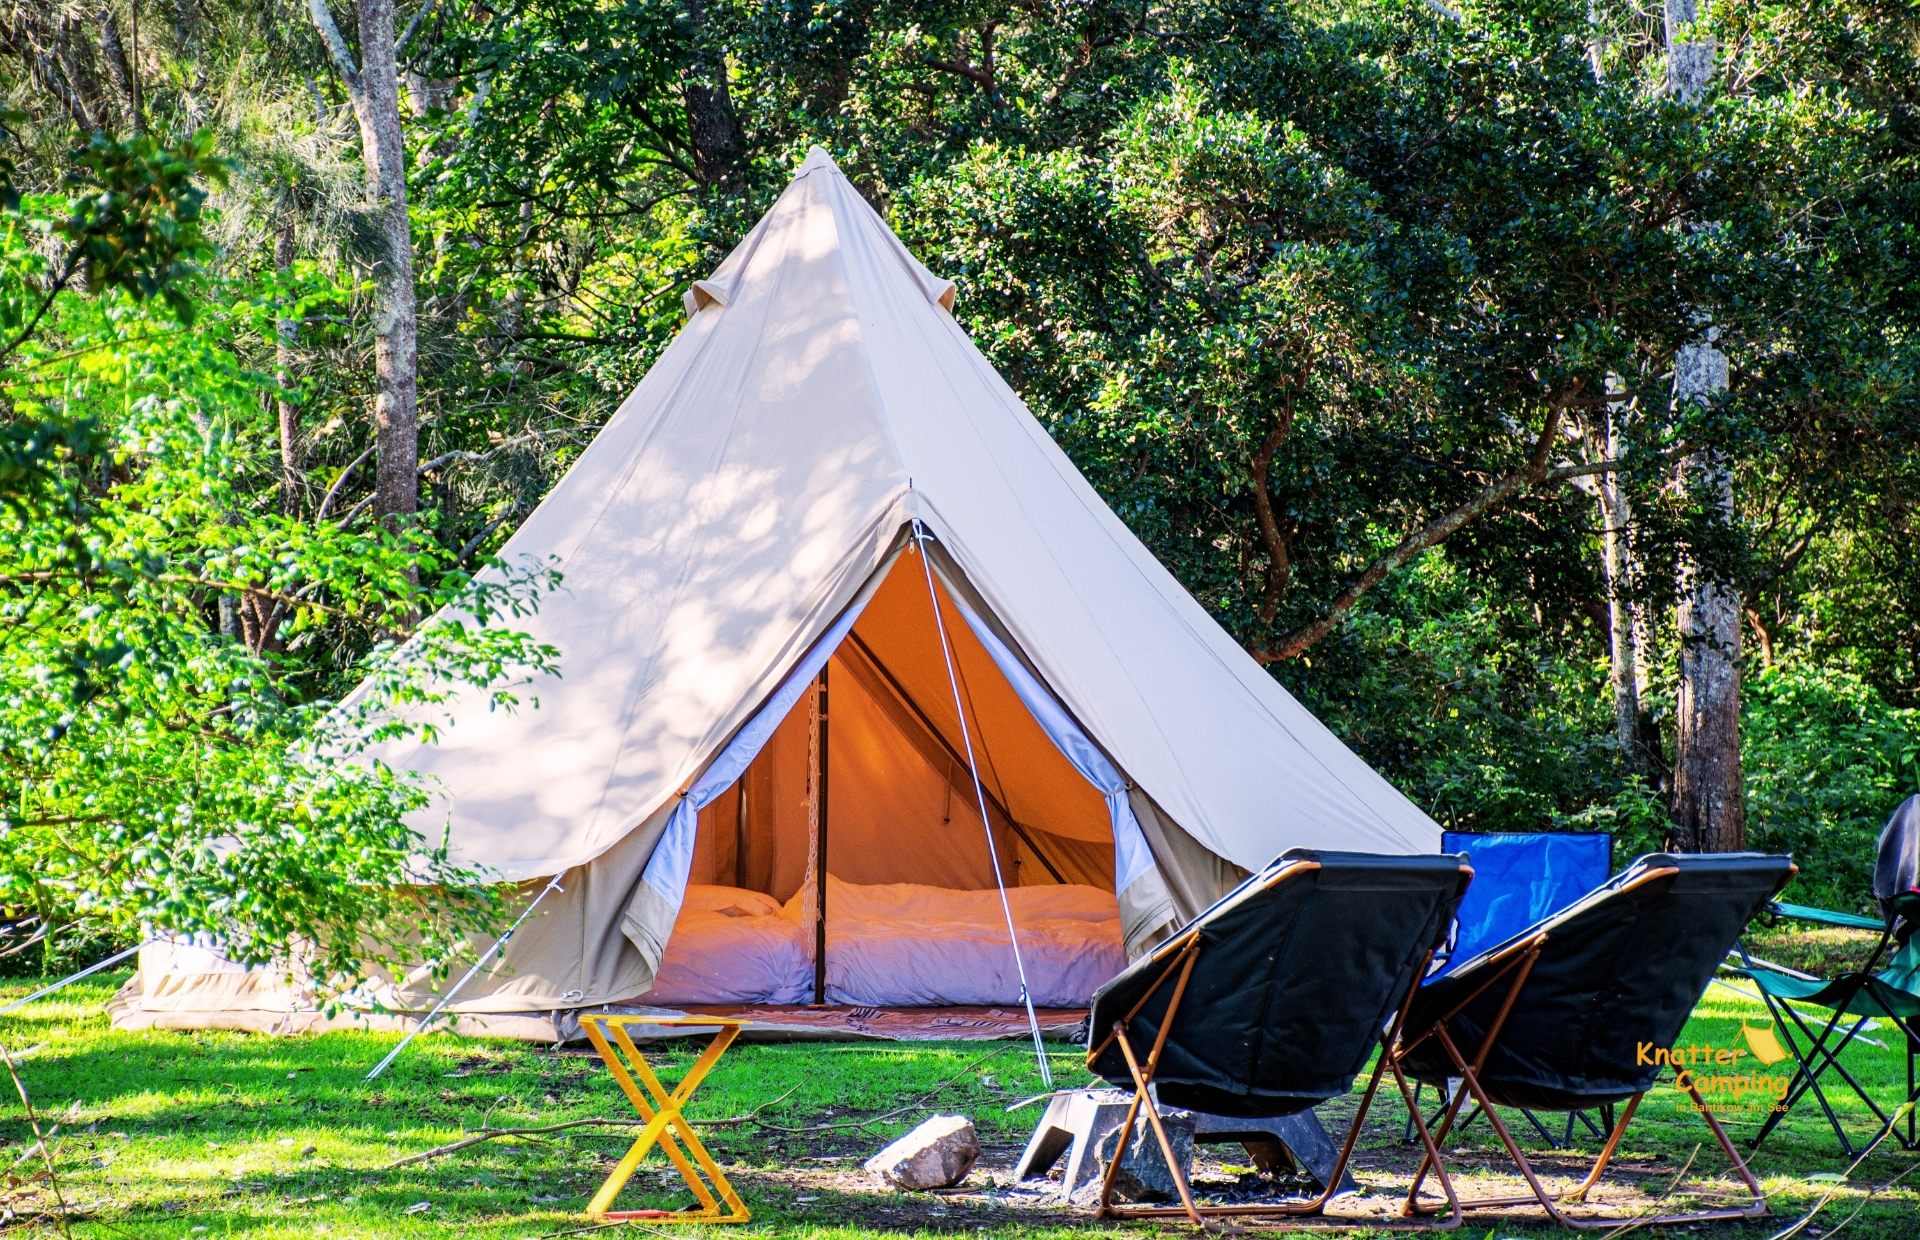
[{"x1": 3, "y1": 953, "x2": 1917, "y2": 1237}]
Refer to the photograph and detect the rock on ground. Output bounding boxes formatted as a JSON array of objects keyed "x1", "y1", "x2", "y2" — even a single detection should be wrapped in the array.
[
  {"x1": 864, "y1": 1114, "x2": 981, "y2": 1190},
  {"x1": 1071, "y1": 1110, "x2": 1197, "y2": 1205}
]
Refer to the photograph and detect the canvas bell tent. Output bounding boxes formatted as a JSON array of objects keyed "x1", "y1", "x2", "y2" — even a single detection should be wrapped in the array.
[{"x1": 112, "y1": 149, "x2": 1441, "y2": 1041}]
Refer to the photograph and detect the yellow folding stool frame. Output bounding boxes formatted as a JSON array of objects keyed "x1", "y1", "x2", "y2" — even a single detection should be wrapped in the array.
[{"x1": 579, "y1": 1014, "x2": 751, "y2": 1223}]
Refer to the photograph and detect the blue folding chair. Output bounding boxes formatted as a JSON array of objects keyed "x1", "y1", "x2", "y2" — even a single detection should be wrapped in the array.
[{"x1": 1406, "y1": 831, "x2": 1614, "y2": 1147}]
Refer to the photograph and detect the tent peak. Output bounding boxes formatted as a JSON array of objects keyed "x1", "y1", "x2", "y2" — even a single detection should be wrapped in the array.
[{"x1": 683, "y1": 147, "x2": 957, "y2": 319}]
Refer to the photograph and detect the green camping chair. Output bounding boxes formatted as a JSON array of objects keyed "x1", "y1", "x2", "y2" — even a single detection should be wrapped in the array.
[{"x1": 1738, "y1": 795, "x2": 1920, "y2": 1154}]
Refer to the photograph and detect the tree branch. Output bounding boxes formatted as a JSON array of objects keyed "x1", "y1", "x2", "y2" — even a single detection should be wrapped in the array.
[
  {"x1": 306, "y1": 0, "x2": 362, "y2": 97},
  {"x1": 1249, "y1": 386, "x2": 1583, "y2": 663},
  {"x1": 394, "y1": 0, "x2": 438, "y2": 62},
  {"x1": 1248, "y1": 360, "x2": 1310, "y2": 629},
  {"x1": 315, "y1": 443, "x2": 376, "y2": 523}
]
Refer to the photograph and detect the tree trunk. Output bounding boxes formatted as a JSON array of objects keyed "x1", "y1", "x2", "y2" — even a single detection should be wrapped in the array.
[
  {"x1": 352, "y1": 0, "x2": 419, "y2": 521},
  {"x1": 680, "y1": 0, "x2": 746, "y2": 195},
  {"x1": 308, "y1": 0, "x2": 421, "y2": 522},
  {"x1": 274, "y1": 218, "x2": 301, "y2": 517},
  {"x1": 1593, "y1": 396, "x2": 1646, "y2": 774},
  {"x1": 1664, "y1": 0, "x2": 1744, "y2": 852},
  {"x1": 1671, "y1": 345, "x2": 1744, "y2": 850},
  {"x1": 96, "y1": 8, "x2": 141, "y2": 132}
]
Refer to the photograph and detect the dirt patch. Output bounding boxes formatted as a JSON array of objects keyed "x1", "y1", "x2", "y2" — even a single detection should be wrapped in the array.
[{"x1": 697, "y1": 1121, "x2": 1756, "y2": 1231}]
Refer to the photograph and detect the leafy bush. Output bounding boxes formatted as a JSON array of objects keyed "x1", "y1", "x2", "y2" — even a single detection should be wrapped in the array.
[
  {"x1": 1283, "y1": 552, "x2": 1665, "y2": 843},
  {"x1": 0, "y1": 134, "x2": 556, "y2": 997},
  {"x1": 1743, "y1": 664, "x2": 1920, "y2": 911}
]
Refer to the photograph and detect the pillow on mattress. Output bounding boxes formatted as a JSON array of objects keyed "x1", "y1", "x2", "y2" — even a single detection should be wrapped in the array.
[
  {"x1": 784, "y1": 875, "x2": 1118, "y2": 925},
  {"x1": 1004, "y1": 884, "x2": 1121, "y2": 923},
  {"x1": 682, "y1": 884, "x2": 781, "y2": 918}
]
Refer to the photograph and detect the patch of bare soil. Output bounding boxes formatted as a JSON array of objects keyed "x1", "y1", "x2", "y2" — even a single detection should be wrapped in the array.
[{"x1": 711, "y1": 1104, "x2": 1759, "y2": 1232}]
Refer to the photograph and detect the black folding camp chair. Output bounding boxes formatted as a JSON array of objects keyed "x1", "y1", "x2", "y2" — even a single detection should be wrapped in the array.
[
  {"x1": 1394, "y1": 852, "x2": 1794, "y2": 1229},
  {"x1": 1738, "y1": 796, "x2": 1920, "y2": 1154},
  {"x1": 1083, "y1": 848, "x2": 1474, "y2": 1229},
  {"x1": 1405, "y1": 830, "x2": 1616, "y2": 1150}
]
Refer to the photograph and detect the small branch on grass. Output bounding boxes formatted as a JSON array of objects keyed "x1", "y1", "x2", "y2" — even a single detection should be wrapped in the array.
[
  {"x1": 539, "y1": 1220, "x2": 648, "y2": 1239},
  {"x1": 382, "y1": 1085, "x2": 802, "y2": 1169},
  {"x1": 1766, "y1": 1103, "x2": 1919, "y2": 1240},
  {"x1": 1, "y1": 1039, "x2": 74, "y2": 1239},
  {"x1": 382, "y1": 1116, "x2": 649, "y2": 1168}
]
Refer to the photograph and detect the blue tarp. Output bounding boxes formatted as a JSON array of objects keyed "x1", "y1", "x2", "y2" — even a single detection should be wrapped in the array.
[{"x1": 1436, "y1": 831, "x2": 1612, "y2": 974}]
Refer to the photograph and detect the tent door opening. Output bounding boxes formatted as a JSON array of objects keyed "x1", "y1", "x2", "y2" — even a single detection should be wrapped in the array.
[{"x1": 633, "y1": 534, "x2": 1167, "y2": 1015}]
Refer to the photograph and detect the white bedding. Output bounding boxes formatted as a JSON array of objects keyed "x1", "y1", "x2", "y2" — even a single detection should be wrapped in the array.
[
  {"x1": 647, "y1": 879, "x2": 1126, "y2": 1009},
  {"x1": 645, "y1": 887, "x2": 811, "y2": 1005},
  {"x1": 797, "y1": 876, "x2": 1126, "y2": 1008}
]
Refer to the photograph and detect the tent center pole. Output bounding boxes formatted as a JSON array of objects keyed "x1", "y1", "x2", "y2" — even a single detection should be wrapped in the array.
[
  {"x1": 812, "y1": 664, "x2": 830, "y2": 1006},
  {"x1": 733, "y1": 773, "x2": 749, "y2": 890}
]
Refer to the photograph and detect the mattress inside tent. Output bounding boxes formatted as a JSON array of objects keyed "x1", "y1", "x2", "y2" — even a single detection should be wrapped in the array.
[
  {"x1": 646, "y1": 879, "x2": 1126, "y2": 1009},
  {"x1": 626, "y1": 556, "x2": 1132, "y2": 1017}
]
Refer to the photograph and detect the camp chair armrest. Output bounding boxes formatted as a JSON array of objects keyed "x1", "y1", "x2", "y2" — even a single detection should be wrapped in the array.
[{"x1": 1769, "y1": 901, "x2": 1887, "y2": 932}]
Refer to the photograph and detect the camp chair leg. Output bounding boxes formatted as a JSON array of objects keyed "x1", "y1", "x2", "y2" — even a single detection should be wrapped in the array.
[
  {"x1": 579, "y1": 1015, "x2": 751, "y2": 1224},
  {"x1": 1908, "y1": 1024, "x2": 1919, "y2": 1149},
  {"x1": 1411, "y1": 1023, "x2": 1766, "y2": 1229},
  {"x1": 1095, "y1": 1021, "x2": 1206, "y2": 1227},
  {"x1": 1400, "y1": 1049, "x2": 1481, "y2": 1216},
  {"x1": 1758, "y1": 995, "x2": 1902, "y2": 1155},
  {"x1": 1854, "y1": 1020, "x2": 1920, "y2": 1154},
  {"x1": 1093, "y1": 945, "x2": 1462, "y2": 1230},
  {"x1": 1402, "y1": 944, "x2": 1542, "y2": 1217},
  {"x1": 1748, "y1": 923, "x2": 1908, "y2": 1156},
  {"x1": 1752, "y1": 1001, "x2": 1862, "y2": 1154}
]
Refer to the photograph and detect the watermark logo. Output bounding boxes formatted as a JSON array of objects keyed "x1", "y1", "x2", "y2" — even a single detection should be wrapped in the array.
[
  {"x1": 1636, "y1": 1024, "x2": 1794, "y2": 1112},
  {"x1": 1739, "y1": 1021, "x2": 1792, "y2": 1066}
]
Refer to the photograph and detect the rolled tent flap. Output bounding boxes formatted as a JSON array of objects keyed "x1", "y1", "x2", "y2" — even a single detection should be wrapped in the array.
[
  {"x1": 622, "y1": 595, "x2": 873, "y2": 975},
  {"x1": 935, "y1": 559, "x2": 1177, "y2": 953}
]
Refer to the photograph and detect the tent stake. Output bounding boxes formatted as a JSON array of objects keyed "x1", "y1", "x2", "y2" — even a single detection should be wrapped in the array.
[
  {"x1": 911, "y1": 522, "x2": 1053, "y2": 1088},
  {"x1": 366, "y1": 874, "x2": 564, "y2": 1082}
]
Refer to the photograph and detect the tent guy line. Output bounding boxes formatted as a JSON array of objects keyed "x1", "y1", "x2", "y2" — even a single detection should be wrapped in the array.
[
  {"x1": 365, "y1": 873, "x2": 567, "y2": 1082},
  {"x1": 913, "y1": 518, "x2": 1052, "y2": 1088}
]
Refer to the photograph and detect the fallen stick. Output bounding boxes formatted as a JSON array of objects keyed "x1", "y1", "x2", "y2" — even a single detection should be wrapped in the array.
[
  {"x1": 383, "y1": 1086, "x2": 802, "y2": 1169},
  {"x1": 386, "y1": 1039, "x2": 1030, "y2": 1171},
  {"x1": 384, "y1": 1116, "x2": 651, "y2": 1169}
]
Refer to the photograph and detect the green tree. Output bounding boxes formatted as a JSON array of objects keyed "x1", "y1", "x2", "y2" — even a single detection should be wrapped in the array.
[{"x1": 0, "y1": 132, "x2": 556, "y2": 988}]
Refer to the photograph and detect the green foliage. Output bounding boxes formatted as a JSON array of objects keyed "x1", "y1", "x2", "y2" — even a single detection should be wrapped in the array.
[
  {"x1": 1286, "y1": 552, "x2": 1670, "y2": 854},
  {"x1": 0, "y1": 135, "x2": 558, "y2": 991},
  {"x1": 1744, "y1": 664, "x2": 1920, "y2": 911},
  {"x1": 2, "y1": 0, "x2": 1919, "y2": 963},
  {"x1": 57, "y1": 130, "x2": 227, "y2": 320}
]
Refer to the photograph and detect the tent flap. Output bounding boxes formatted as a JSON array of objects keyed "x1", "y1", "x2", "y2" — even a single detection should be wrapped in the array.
[
  {"x1": 627, "y1": 590, "x2": 876, "y2": 971},
  {"x1": 936, "y1": 555, "x2": 1176, "y2": 949}
]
